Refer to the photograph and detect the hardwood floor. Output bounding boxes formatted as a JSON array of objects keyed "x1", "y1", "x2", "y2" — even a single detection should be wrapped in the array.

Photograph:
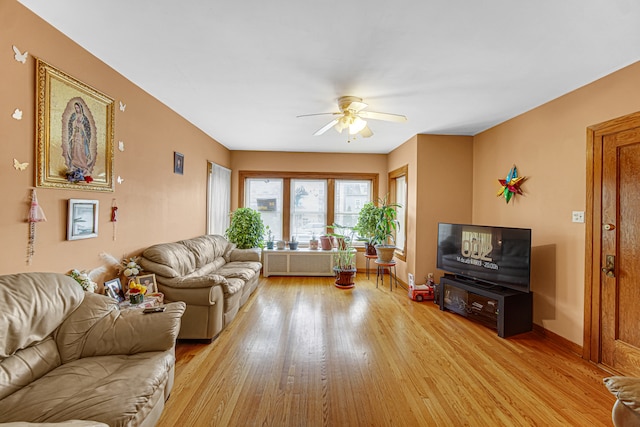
[{"x1": 158, "y1": 276, "x2": 615, "y2": 426}]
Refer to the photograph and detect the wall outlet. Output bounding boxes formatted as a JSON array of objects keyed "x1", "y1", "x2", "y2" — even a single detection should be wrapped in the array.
[{"x1": 572, "y1": 211, "x2": 585, "y2": 223}]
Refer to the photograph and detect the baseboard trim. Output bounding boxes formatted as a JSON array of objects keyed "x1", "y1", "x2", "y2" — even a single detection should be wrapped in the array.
[{"x1": 532, "y1": 323, "x2": 582, "y2": 356}]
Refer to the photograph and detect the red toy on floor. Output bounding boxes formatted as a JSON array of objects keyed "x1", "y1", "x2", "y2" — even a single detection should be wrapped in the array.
[{"x1": 408, "y1": 273, "x2": 435, "y2": 302}]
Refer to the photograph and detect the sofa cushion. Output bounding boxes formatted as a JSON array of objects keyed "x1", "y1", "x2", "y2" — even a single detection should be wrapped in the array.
[
  {"x1": 0, "y1": 273, "x2": 83, "y2": 359},
  {"x1": 179, "y1": 235, "x2": 229, "y2": 268},
  {"x1": 141, "y1": 242, "x2": 196, "y2": 278},
  {"x1": 228, "y1": 248, "x2": 261, "y2": 263},
  {"x1": 604, "y1": 376, "x2": 640, "y2": 413},
  {"x1": 0, "y1": 352, "x2": 173, "y2": 425},
  {"x1": 223, "y1": 242, "x2": 237, "y2": 262},
  {"x1": 0, "y1": 337, "x2": 60, "y2": 401},
  {"x1": 222, "y1": 278, "x2": 246, "y2": 296},
  {"x1": 217, "y1": 261, "x2": 262, "y2": 281}
]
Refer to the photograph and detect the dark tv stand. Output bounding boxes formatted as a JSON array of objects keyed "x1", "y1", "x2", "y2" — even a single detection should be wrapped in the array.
[{"x1": 438, "y1": 275, "x2": 532, "y2": 338}]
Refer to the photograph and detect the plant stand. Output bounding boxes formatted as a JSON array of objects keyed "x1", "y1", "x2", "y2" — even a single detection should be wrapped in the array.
[{"x1": 375, "y1": 260, "x2": 397, "y2": 291}]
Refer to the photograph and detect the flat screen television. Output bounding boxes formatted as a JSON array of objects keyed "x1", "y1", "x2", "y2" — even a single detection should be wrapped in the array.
[{"x1": 436, "y1": 223, "x2": 531, "y2": 293}]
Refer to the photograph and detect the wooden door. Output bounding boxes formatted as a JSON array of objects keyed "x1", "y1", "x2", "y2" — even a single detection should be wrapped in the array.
[{"x1": 599, "y1": 126, "x2": 640, "y2": 376}]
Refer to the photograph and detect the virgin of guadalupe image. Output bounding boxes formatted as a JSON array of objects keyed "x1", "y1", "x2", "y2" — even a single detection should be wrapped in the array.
[{"x1": 61, "y1": 97, "x2": 98, "y2": 176}]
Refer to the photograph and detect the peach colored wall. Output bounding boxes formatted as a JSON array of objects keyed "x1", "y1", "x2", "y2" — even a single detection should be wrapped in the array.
[
  {"x1": 388, "y1": 135, "x2": 473, "y2": 285},
  {"x1": 0, "y1": 2, "x2": 230, "y2": 281},
  {"x1": 416, "y1": 134, "x2": 473, "y2": 282},
  {"x1": 387, "y1": 136, "x2": 416, "y2": 283},
  {"x1": 473, "y1": 61, "x2": 640, "y2": 345}
]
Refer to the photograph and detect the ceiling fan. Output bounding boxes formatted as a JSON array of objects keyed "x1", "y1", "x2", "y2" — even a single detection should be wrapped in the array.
[{"x1": 297, "y1": 96, "x2": 407, "y2": 141}]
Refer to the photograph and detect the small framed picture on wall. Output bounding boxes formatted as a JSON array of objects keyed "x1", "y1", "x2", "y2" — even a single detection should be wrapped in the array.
[
  {"x1": 67, "y1": 199, "x2": 99, "y2": 240},
  {"x1": 174, "y1": 152, "x2": 184, "y2": 175}
]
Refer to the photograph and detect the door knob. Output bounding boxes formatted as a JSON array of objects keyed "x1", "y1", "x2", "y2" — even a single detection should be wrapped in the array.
[
  {"x1": 604, "y1": 223, "x2": 616, "y2": 231},
  {"x1": 601, "y1": 267, "x2": 615, "y2": 278},
  {"x1": 601, "y1": 254, "x2": 615, "y2": 278}
]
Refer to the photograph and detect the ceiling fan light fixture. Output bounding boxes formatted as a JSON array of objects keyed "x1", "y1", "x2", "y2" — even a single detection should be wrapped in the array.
[
  {"x1": 349, "y1": 116, "x2": 367, "y2": 135},
  {"x1": 298, "y1": 95, "x2": 406, "y2": 140}
]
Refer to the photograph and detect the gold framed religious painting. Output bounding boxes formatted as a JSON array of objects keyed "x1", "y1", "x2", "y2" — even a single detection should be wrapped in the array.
[{"x1": 35, "y1": 59, "x2": 115, "y2": 192}]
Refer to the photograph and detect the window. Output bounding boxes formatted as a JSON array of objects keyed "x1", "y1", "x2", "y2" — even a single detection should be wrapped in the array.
[
  {"x1": 245, "y1": 178, "x2": 284, "y2": 240},
  {"x1": 290, "y1": 179, "x2": 327, "y2": 241},
  {"x1": 335, "y1": 179, "x2": 372, "y2": 245},
  {"x1": 389, "y1": 165, "x2": 408, "y2": 260},
  {"x1": 207, "y1": 162, "x2": 231, "y2": 235},
  {"x1": 240, "y1": 172, "x2": 378, "y2": 247}
]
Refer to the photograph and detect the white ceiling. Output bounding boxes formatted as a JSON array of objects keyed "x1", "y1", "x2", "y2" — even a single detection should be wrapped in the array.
[{"x1": 18, "y1": 0, "x2": 640, "y2": 154}]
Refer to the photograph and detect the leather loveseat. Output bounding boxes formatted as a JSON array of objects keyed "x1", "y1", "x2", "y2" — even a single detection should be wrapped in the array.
[
  {"x1": 0, "y1": 272, "x2": 185, "y2": 426},
  {"x1": 139, "y1": 234, "x2": 262, "y2": 340}
]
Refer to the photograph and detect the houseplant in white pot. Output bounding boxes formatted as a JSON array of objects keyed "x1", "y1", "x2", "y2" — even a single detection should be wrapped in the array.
[{"x1": 372, "y1": 197, "x2": 401, "y2": 263}]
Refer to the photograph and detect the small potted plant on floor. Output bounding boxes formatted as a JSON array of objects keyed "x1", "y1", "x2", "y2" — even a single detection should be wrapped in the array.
[
  {"x1": 225, "y1": 207, "x2": 265, "y2": 249},
  {"x1": 329, "y1": 224, "x2": 357, "y2": 288}
]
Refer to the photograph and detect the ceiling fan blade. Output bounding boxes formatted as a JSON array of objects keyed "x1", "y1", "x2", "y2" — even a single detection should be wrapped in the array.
[
  {"x1": 358, "y1": 111, "x2": 407, "y2": 122},
  {"x1": 314, "y1": 119, "x2": 340, "y2": 136},
  {"x1": 297, "y1": 112, "x2": 340, "y2": 118},
  {"x1": 359, "y1": 126, "x2": 373, "y2": 138}
]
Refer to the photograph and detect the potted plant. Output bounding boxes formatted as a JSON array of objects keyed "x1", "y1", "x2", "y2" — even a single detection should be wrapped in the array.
[
  {"x1": 319, "y1": 234, "x2": 332, "y2": 250},
  {"x1": 328, "y1": 224, "x2": 357, "y2": 288},
  {"x1": 372, "y1": 196, "x2": 401, "y2": 263},
  {"x1": 264, "y1": 226, "x2": 274, "y2": 249},
  {"x1": 354, "y1": 201, "x2": 379, "y2": 256},
  {"x1": 309, "y1": 232, "x2": 319, "y2": 250},
  {"x1": 288, "y1": 235, "x2": 299, "y2": 250},
  {"x1": 225, "y1": 207, "x2": 265, "y2": 249}
]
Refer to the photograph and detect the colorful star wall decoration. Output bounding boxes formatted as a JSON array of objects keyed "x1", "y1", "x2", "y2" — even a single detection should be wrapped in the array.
[{"x1": 497, "y1": 165, "x2": 526, "y2": 204}]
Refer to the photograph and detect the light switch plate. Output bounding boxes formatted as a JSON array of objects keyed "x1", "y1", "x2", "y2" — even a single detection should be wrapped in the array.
[{"x1": 572, "y1": 211, "x2": 585, "y2": 223}]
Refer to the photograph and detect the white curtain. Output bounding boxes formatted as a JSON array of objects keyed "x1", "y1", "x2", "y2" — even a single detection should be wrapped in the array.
[{"x1": 207, "y1": 162, "x2": 231, "y2": 235}]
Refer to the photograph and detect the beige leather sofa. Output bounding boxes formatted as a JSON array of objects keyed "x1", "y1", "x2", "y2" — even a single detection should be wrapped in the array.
[
  {"x1": 139, "y1": 234, "x2": 262, "y2": 340},
  {"x1": 0, "y1": 272, "x2": 185, "y2": 427},
  {"x1": 604, "y1": 376, "x2": 640, "y2": 426}
]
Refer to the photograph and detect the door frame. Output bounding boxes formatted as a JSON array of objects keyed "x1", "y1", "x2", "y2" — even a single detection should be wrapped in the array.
[{"x1": 583, "y1": 110, "x2": 640, "y2": 364}]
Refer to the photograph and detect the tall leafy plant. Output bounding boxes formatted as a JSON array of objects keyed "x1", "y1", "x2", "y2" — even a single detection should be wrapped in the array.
[
  {"x1": 355, "y1": 196, "x2": 401, "y2": 246},
  {"x1": 225, "y1": 207, "x2": 265, "y2": 249},
  {"x1": 354, "y1": 201, "x2": 378, "y2": 245},
  {"x1": 373, "y1": 196, "x2": 401, "y2": 246}
]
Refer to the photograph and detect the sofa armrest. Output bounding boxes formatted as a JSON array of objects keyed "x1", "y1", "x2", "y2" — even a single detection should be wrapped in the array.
[
  {"x1": 604, "y1": 376, "x2": 640, "y2": 414},
  {"x1": 229, "y1": 248, "x2": 262, "y2": 262},
  {"x1": 79, "y1": 302, "x2": 186, "y2": 357}
]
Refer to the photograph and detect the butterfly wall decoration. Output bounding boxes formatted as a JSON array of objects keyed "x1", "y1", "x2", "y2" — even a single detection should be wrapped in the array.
[
  {"x1": 13, "y1": 159, "x2": 28, "y2": 171},
  {"x1": 12, "y1": 45, "x2": 28, "y2": 64}
]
